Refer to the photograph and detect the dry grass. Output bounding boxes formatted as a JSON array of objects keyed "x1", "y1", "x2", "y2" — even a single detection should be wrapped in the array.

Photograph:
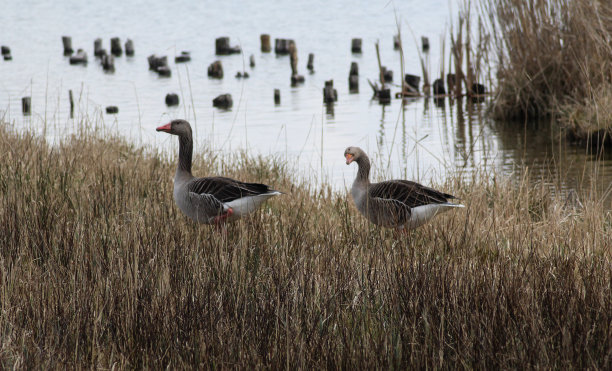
[
  {"x1": 0, "y1": 121, "x2": 611, "y2": 368},
  {"x1": 483, "y1": 0, "x2": 612, "y2": 134}
]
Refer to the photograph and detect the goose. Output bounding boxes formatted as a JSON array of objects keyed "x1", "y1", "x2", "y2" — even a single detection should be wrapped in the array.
[
  {"x1": 344, "y1": 146, "x2": 464, "y2": 231},
  {"x1": 156, "y1": 119, "x2": 281, "y2": 225}
]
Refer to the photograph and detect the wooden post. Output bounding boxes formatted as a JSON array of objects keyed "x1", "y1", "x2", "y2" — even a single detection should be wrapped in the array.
[
  {"x1": 260, "y1": 34, "x2": 271, "y2": 52},
  {"x1": 62, "y1": 36, "x2": 73, "y2": 55},
  {"x1": 165, "y1": 93, "x2": 179, "y2": 106},
  {"x1": 125, "y1": 39, "x2": 134, "y2": 56},
  {"x1": 207, "y1": 60, "x2": 223, "y2": 78},
  {"x1": 249, "y1": 54, "x2": 255, "y2": 68},
  {"x1": 69, "y1": 49, "x2": 88, "y2": 65},
  {"x1": 323, "y1": 80, "x2": 338, "y2": 103},
  {"x1": 349, "y1": 62, "x2": 359, "y2": 93},
  {"x1": 22, "y1": 97, "x2": 31, "y2": 115},
  {"x1": 69, "y1": 90, "x2": 74, "y2": 118},
  {"x1": 216, "y1": 37, "x2": 230, "y2": 55},
  {"x1": 94, "y1": 38, "x2": 103, "y2": 57},
  {"x1": 351, "y1": 38, "x2": 362, "y2": 53},
  {"x1": 106, "y1": 106, "x2": 118, "y2": 114},
  {"x1": 110, "y1": 37, "x2": 122, "y2": 56},
  {"x1": 422, "y1": 36, "x2": 430, "y2": 52},
  {"x1": 393, "y1": 35, "x2": 400, "y2": 50},
  {"x1": 307, "y1": 53, "x2": 314, "y2": 72},
  {"x1": 274, "y1": 89, "x2": 281, "y2": 104}
]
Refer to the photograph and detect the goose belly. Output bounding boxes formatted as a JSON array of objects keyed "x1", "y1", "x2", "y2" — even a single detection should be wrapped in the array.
[
  {"x1": 404, "y1": 203, "x2": 463, "y2": 229},
  {"x1": 225, "y1": 192, "x2": 280, "y2": 218}
]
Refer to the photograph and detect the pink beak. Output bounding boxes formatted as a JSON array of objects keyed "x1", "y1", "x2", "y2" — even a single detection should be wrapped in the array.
[{"x1": 156, "y1": 122, "x2": 172, "y2": 132}]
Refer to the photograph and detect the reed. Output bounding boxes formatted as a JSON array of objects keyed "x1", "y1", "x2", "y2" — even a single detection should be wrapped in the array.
[
  {"x1": 0, "y1": 121, "x2": 610, "y2": 368},
  {"x1": 482, "y1": 0, "x2": 612, "y2": 138}
]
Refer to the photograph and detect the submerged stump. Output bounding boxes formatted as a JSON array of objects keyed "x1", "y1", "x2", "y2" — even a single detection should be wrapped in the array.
[
  {"x1": 165, "y1": 93, "x2": 179, "y2": 106},
  {"x1": 22, "y1": 97, "x2": 31, "y2": 115},
  {"x1": 125, "y1": 39, "x2": 134, "y2": 56},
  {"x1": 62, "y1": 36, "x2": 73, "y2": 55},
  {"x1": 351, "y1": 38, "x2": 362, "y2": 53},
  {"x1": 106, "y1": 106, "x2": 119, "y2": 114},
  {"x1": 274, "y1": 89, "x2": 280, "y2": 105},
  {"x1": 110, "y1": 37, "x2": 122, "y2": 56},
  {"x1": 212, "y1": 94, "x2": 233, "y2": 109},
  {"x1": 323, "y1": 80, "x2": 338, "y2": 103},
  {"x1": 260, "y1": 34, "x2": 271, "y2": 52},
  {"x1": 307, "y1": 53, "x2": 314, "y2": 72},
  {"x1": 94, "y1": 38, "x2": 104, "y2": 57},
  {"x1": 69, "y1": 49, "x2": 88, "y2": 65},
  {"x1": 208, "y1": 60, "x2": 223, "y2": 78},
  {"x1": 175, "y1": 51, "x2": 191, "y2": 63}
]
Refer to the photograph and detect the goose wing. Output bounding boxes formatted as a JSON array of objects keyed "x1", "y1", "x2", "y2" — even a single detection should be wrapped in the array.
[
  {"x1": 188, "y1": 176, "x2": 275, "y2": 203},
  {"x1": 369, "y1": 180, "x2": 455, "y2": 208}
]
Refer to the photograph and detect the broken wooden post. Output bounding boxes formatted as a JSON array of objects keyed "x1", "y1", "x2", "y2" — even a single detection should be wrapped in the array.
[
  {"x1": 393, "y1": 35, "x2": 400, "y2": 50},
  {"x1": 165, "y1": 93, "x2": 179, "y2": 106},
  {"x1": 207, "y1": 60, "x2": 223, "y2": 78},
  {"x1": 307, "y1": 53, "x2": 314, "y2": 72},
  {"x1": 125, "y1": 39, "x2": 134, "y2": 56},
  {"x1": 101, "y1": 53, "x2": 115, "y2": 72},
  {"x1": 323, "y1": 80, "x2": 338, "y2": 103},
  {"x1": 148, "y1": 54, "x2": 169, "y2": 76},
  {"x1": 2, "y1": 46, "x2": 12, "y2": 61},
  {"x1": 289, "y1": 41, "x2": 304, "y2": 85},
  {"x1": 275, "y1": 39, "x2": 291, "y2": 55},
  {"x1": 22, "y1": 97, "x2": 31, "y2": 115},
  {"x1": 351, "y1": 38, "x2": 362, "y2": 53},
  {"x1": 212, "y1": 94, "x2": 233, "y2": 109},
  {"x1": 249, "y1": 54, "x2": 255, "y2": 68},
  {"x1": 215, "y1": 37, "x2": 241, "y2": 55},
  {"x1": 62, "y1": 36, "x2": 73, "y2": 55},
  {"x1": 404, "y1": 74, "x2": 420, "y2": 92},
  {"x1": 2, "y1": 46, "x2": 12, "y2": 60},
  {"x1": 378, "y1": 89, "x2": 391, "y2": 104},
  {"x1": 69, "y1": 49, "x2": 88, "y2": 65},
  {"x1": 110, "y1": 37, "x2": 122, "y2": 56},
  {"x1": 260, "y1": 34, "x2": 271, "y2": 52},
  {"x1": 381, "y1": 67, "x2": 393, "y2": 83},
  {"x1": 215, "y1": 37, "x2": 230, "y2": 55},
  {"x1": 106, "y1": 106, "x2": 118, "y2": 114},
  {"x1": 274, "y1": 89, "x2": 280, "y2": 104},
  {"x1": 94, "y1": 38, "x2": 104, "y2": 57},
  {"x1": 433, "y1": 78, "x2": 445, "y2": 95},
  {"x1": 69, "y1": 90, "x2": 74, "y2": 118},
  {"x1": 289, "y1": 41, "x2": 297, "y2": 75},
  {"x1": 175, "y1": 51, "x2": 191, "y2": 63},
  {"x1": 349, "y1": 62, "x2": 359, "y2": 93},
  {"x1": 421, "y1": 36, "x2": 430, "y2": 52},
  {"x1": 157, "y1": 66, "x2": 171, "y2": 77}
]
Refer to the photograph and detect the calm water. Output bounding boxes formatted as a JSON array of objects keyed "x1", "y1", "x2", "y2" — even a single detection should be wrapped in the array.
[{"x1": 2, "y1": 0, "x2": 612, "y2": 197}]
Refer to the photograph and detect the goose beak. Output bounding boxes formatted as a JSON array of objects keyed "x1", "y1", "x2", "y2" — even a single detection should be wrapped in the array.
[
  {"x1": 345, "y1": 153, "x2": 354, "y2": 165},
  {"x1": 156, "y1": 123, "x2": 172, "y2": 132}
]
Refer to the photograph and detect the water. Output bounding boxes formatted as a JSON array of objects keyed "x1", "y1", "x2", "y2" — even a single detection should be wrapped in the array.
[{"x1": 2, "y1": 0, "x2": 612, "y2": 198}]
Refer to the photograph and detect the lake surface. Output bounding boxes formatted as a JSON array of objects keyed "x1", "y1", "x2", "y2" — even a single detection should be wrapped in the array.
[{"x1": 2, "y1": 0, "x2": 612, "y2": 199}]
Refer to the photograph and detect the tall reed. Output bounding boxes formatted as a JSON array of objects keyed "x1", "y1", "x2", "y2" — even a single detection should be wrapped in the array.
[{"x1": 482, "y1": 0, "x2": 612, "y2": 136}]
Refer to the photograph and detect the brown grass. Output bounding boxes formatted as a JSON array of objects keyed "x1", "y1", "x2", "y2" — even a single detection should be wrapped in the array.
[
  {"x1": 0, "y1": 121, "x2": 611, "y2": 368},
  {"x1": 483, "y1": 0, "x2": 612, "y2": 132}
]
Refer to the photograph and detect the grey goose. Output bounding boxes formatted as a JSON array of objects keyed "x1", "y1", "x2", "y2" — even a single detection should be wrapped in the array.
[
  {"x1": 344, "y1": 146, "x2": 464, "y2": 231},
  {"x1": 157, "y1": 119, "x2": 281, "y2": 225}
]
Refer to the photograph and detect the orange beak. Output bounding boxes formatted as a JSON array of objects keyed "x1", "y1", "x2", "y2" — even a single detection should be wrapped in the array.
[
  {"x1": 345, "y1": 153, "x2": 354, "y2": 165},
  {"x1": 156, "y1": 122, "x2": 172, "y2": 132}
]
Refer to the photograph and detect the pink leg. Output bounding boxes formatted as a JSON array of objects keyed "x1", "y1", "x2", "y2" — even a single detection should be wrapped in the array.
[{"x1": 214, "y1": 208, "x2": 234, "y2": 231}]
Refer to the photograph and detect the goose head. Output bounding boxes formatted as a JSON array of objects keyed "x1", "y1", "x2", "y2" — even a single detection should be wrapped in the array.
[
  {"x1": 344, "y1": 146, "x2": 366, "y2": 165},
  {"x1": 156, "y1": 119, "x2": 192, "y2": 137}
]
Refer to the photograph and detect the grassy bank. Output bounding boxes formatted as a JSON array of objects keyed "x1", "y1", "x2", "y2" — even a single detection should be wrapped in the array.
[
  {"x1": 483, "y1": 0, "x2": 612, "y2": 143},
  {"x1": 0, "y1": 122, "x2": 610, "y2": 368}
]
